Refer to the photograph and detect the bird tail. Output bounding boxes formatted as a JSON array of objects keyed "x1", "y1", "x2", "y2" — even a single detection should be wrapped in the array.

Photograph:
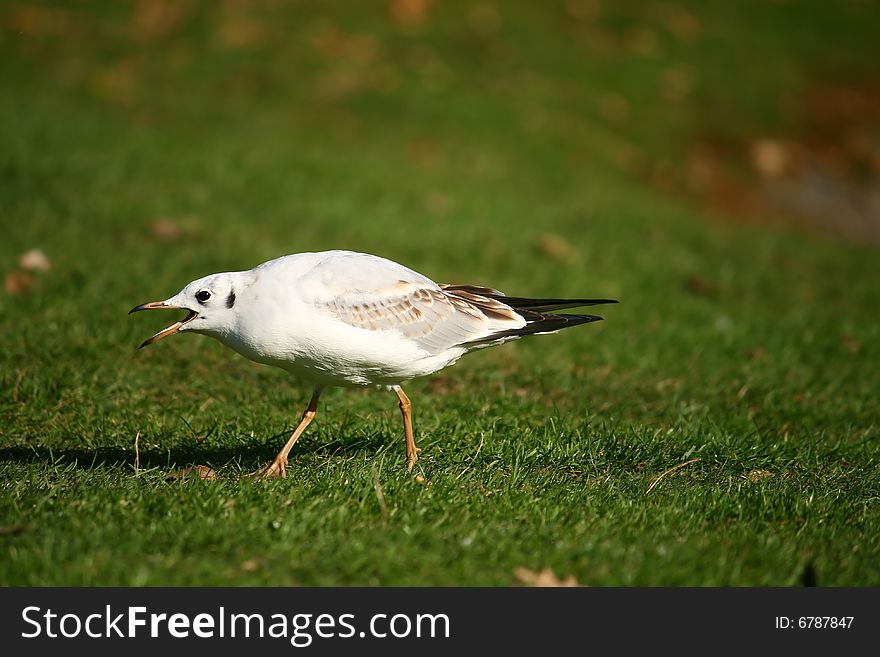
[
  {"x1": 463, "y1": 311, "x2": 605, "y2": 346},
  {"x1": 440, "y1": 285, "x2": 618, "y2": 347}
]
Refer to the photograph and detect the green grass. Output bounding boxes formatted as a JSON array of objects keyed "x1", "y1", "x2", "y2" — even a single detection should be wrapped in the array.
[{"x1": 1, "y1": 0, "x2": 879, "y2": 586}]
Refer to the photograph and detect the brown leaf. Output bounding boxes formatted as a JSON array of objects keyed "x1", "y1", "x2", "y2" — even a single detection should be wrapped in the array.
[
  {"x1": 749, "y1": 139, "x2": 791, "y2": 178},
  {"x1": 5, "y1": 271, "x2": 35, "y2": 295},
  {"x1": 536, "y1": 233, "x2": 573, "y2": 261},
  {"x1": 565, "y1": 0, "x2": 600, "y2": 21},
  {"x1": 18, "y1": 248, "x2": 51, "y2": 272},
  {"x1": 663, "y1": 8, "x2": 702, "y2": 44},
  {"x1": 684, "y1": 275, "x2": 716, "y2": 297},
  {"x1": 151, "y1": 219, "x2": 183, "y2": 242},
  {"x1": 514, "y1": 567, "x2": 580, "y2": 587},
  {"x1": 388, "y1": 0, "x2": 434, "y2": 28},
  {"x1": 218, "y1": 16, "x2": 269, "y2": 49},
  {"x1": 240, "y1": 558, "x2": 259, "y2": 572},
  {"x1": 745, "y1": 469, "x2": 773, "y2": 483},
  {"x1": 165, "y1": 465, "x2": 217, "y2": 481},
  {"x1": 132, "y1": 0, "x2": 193, "y2": 41}
]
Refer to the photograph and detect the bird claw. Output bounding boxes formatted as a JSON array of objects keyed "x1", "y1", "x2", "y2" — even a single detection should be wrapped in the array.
[
  {"x1": 406, "y1": 447, "x2": 422, "y2": 473},
  {"x1": 252, "y1": 459, "x2": 287, "y2": 480}
]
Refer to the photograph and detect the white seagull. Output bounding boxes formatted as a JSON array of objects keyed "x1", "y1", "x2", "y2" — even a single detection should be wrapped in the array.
[{"x1": 130, "y1": 250, "x2": 616, "y2": 478}]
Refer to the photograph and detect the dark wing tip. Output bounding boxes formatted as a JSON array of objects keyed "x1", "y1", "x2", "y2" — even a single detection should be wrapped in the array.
[{"x1": 462, "y1": 312, "x2": 605, "y2": 347}]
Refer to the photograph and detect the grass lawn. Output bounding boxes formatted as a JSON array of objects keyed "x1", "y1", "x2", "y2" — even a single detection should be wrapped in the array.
[{"x1": 1, "y1": 1, "x2": 878, "y2": 586}]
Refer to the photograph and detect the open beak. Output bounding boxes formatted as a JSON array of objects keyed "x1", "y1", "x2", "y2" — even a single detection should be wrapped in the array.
[{"x1": 129, "y1": 301, "x2": 198, "y2": 349}]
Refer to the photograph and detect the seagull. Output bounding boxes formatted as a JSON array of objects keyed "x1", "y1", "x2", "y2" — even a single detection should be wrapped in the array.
[{"x1": 130, "y1": 250, "x2": 616, "y2": 478}]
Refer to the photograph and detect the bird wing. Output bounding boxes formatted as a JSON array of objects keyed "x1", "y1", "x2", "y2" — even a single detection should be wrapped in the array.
[{"x1": 295, "y1": 252, "x2": 526, "y2": 354}]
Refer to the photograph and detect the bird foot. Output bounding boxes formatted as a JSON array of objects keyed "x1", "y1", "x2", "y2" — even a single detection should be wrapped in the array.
[
  {"x1": 251, "y1": 458, "x2": 287, "y2": 480},
  {"x1": 406, "y1": 447, "x2": 422, "y2": 473}
]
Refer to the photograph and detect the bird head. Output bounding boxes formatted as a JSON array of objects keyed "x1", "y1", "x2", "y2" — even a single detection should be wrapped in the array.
[{"x1": 129, "y1": 272, "x2": 240, "y2": 348}]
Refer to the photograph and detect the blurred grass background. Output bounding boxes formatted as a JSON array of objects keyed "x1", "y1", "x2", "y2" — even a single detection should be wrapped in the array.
[{"x1": 1, "y1": 0, "x2": 879, "y2": 585}]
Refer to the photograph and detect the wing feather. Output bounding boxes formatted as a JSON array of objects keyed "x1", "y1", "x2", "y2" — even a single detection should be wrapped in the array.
[{"x1": 294, "y1": 252, "x2": 525, "y2": 354}]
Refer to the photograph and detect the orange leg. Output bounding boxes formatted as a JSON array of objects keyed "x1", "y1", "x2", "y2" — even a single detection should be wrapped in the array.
[
  {"x1": 256, "y1": 386, "x2": 322, "y2": 479},
  {"x1": 394, "y1": 386, "x2": 421, "y2": 472}
]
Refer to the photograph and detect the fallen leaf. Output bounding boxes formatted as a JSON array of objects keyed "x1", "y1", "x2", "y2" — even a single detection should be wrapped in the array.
[
  {"x1": 565, "y1": 0, "x2": 600, "y2": 21},
  {"x1": 663, "y1": 8, "x2": 701, "y2": 44},
  {"x1": 684, "y1": 275, "x2": 716, "y2": 297},
  {"x1": 218, "y1": 16, "x2": 269, "y2": 49},
  {"x1": 240, "y1": 558, "x2": 259, "y2": 572},
  {"x1": 514, "y1": 567, "x2": 580, "y2": 587},
  {"x1": 18, "y1": 248, "x2": 51, "y2": 272},
  {"x1": 151, "y1": 219, "x2": 183, "y2": 242},
  {"x1": 388, "y1": 0, "x2": 434, "y2": 28},
  {"x1": 4, "y1": 271, "x2": 35, "y2": 295},
  {"x1": 750, "y1": 139, "x2": 791, "y2": 178},
  {"x1": 165, "y1": 465, "x2": 217, "y2": 481},
  {"x1": 132, "y1": 0, "x2": 193, "y2": 41},
  {"x1": 536, "y1": 233, "x2": 573, "y2": 261},
  {"x1": 745, "y1": 469, "x2": 773, "y2": 483}
]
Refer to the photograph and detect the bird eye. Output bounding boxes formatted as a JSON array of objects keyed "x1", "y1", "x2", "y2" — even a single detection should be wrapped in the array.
[{"x1": 196, "y1": 290, "x2": 211, "y2": 303}]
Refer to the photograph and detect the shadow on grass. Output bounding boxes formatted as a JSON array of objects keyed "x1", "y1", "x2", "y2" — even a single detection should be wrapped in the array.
[{"x1": 0, "y1": 431, "x2": 398, "y2": 475}]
